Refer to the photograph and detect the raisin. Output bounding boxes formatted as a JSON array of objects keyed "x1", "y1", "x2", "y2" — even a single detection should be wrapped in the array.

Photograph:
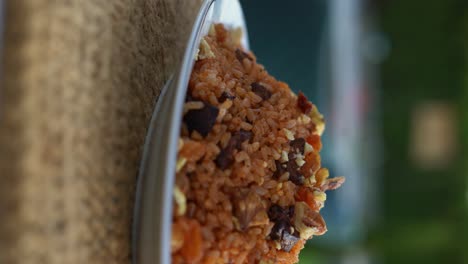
[
  {"x1": 270, "y1": 220, "x2": 290, "y2": 241},
  {"x1": 286, "y1": 158, "x2": 304, "y2": 186},
  {"x1": 273, "y1": 156, "x2": 305, "y2": 185},
  {"x1": 215, "y1": 130, "x2": 253, "y2": 169},
  {"x1": 267, "y1": 204, "x2": 300, "y2": 252},
  {"x1": 235, "y1": 48, "x2": 253, "y2": 62},
  {"x1": 273, "y1": 160, "x2": 287, "y2": 179},
  {"x1": 219, "y1": 91, "x2": 235, "y2": 102},
  {"x1": 280, "y1": 231, "x2": 300, "y2": 252},
  {"x1": 251, "y1": 82, "x2": 272, "y2": 100},
  {"x1": 297, "y1": 92, "x2": 313, "y2": 114},
  {"x1": 184, "y1": 102, "x2": 219, "y2": 137},
  {"x1": 268, "y1": 204, "x2": 288, "y2": 221},
  {"x1": 289, "y1": 138, "x2": 305, "y2": 155}
]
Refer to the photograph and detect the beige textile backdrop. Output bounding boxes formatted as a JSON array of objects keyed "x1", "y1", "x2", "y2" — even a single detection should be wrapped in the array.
[{"x1": 0, "y1": 0, "x2": 202, "y2": 263}]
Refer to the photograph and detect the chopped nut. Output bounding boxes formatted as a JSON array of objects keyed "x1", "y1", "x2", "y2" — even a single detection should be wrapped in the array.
[
  {"x1": 176, "y1": 157, "x2": 187, "y2": 172},
  {"x1": 295, "y1": 154, "x2": 306, "y2": 167},
  {"x1": 198, "y1": 37, "x2": 215, "y2": 60},
  {"x1": 229, "y1": 27, "x2": 243, "y2": 46},
  {"x1": 304, "y1": 176, "x2": 316, "y2": 187},
  {"x1": 294, "y1": 202, "x2": 327, "y2": 239},
  {"x1": 298, "y1": 114, "x2": 311, "y2": 124},
  {"x1": 217, "y1": 99, "x2": 233, "y2": 122},
  {"x1": 274, "y1": 241, "x2": 281, "y2": 250},
  {"x1": 283, "y1": 129, "x2": 294, "y2": 140},
  {"x1": 313, "y1": 191, "x2": 327, "y2": 203},
  {"x1": 321, "y1": 176, "x2": 346, "y2": 191},
  {"x1": 233, "y1": 190, "x2": 264, "y2": 230},
  {"x1": 178, "y1": 139, "x2": 184, "y2": 151},
  {"x1": 183, "y1": 101, "x2": 204, "y2": 115},
  {"x1": 280, "y1": 151, "x2": 289, "y2": 162},
  {"x1": 174, "y1": 186, "x2": 187, "y2": 216},
  {"x1": 309, "y1": 104, "x2": 325, "y2": 135}
]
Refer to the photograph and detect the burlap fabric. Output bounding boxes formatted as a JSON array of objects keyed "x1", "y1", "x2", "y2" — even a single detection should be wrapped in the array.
[{"x1": 0, "y1": 0, "x2": 202, "y2": 263}]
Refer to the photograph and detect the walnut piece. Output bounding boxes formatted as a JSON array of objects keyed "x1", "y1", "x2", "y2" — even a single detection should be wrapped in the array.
[
  {"x1": 233, "y1": 190, "x2": 264, "y2": 230},
  {"x1": 293, "y1": 202, "x2": 327, "y2": 239}
]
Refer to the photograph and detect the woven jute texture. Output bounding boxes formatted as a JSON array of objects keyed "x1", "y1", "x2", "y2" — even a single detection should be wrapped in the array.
[{"x1": 0, "y1": 0, "x2": 202, "y2": 263}]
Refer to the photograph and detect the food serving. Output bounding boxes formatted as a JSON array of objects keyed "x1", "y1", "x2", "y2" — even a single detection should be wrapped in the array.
[{"x1": 171, "y1": 24, "x2": 345, "y2": 264}]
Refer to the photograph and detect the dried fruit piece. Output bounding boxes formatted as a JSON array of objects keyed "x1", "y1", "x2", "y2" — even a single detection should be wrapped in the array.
[
  {"x1": 300, "y1": 151, "x2": 321, "y2": 178},
  {"x1": 273, "y1": 160, "x2": 287, "y2": 179},
  {"x1": 235, "y1": 48, "x2": 253, "y2": 62},
  {"x1": 251, "y1": 82, "x2": 272, "y2": 100},
  {"x1": 289, "y1": 138, "x2": 305, "y2": 155},
  {"x1": 288, "y1": 165, "x2": 305, "y2": 185},
  {"x1": 295, "y1": 187, "x2": 319, "y2": 211},
  {"x1": 268, "y1": 204, "x2": 290, "y2": 222},
  {"x1": 297, "y1": 92, "x2": 313, "y2": 114},
  {"x1": 314, "y1": 167, "x2": 329, "y2": 187},
  {"x1": 219, "y1": 91, "x2": 235, "y2": 102},
  {"x1": 274, "y1": 159, "x2": 304, "y2": 185},
  {"x1": 179, "y1": 140, "x2": 206, "y2": 162},
  {"x1": 267, "y1": 204, "x2": 300, "y2": 252},
  {"x1": 180, "y1": 219, "x2": 203, "y2": 263},
  {"x1": 184, "y1": 102, "x2": 219, "y2": 137},
  {"x1": 215, "y1": 130, "x2": 252, "y2": 169},
  {"x1": 306, "y1": 134, "x2": 322, "y2": 152},
  {"x1": 280, "y1": 231, "x2": 300, "y2": 252}
]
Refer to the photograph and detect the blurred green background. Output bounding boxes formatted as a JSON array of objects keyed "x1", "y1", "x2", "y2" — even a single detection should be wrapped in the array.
[{"x1": 241, "y1": 0, "x2": 468, "y2": 263}]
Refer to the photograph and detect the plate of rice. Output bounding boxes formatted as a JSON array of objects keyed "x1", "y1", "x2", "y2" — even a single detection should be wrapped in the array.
[{"x1": 133, "y1": 1, "x2": 344, "y2": 264}]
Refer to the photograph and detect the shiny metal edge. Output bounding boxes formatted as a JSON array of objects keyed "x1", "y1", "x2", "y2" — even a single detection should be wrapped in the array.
[
  {"x1": 132, "y1": 1, "x2": 215, "y2": 263},
  {"x1": 132, "y1": 0, "x2": 248, "y2": 263}
]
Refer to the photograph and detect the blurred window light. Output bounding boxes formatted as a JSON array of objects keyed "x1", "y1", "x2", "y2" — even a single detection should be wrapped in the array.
[{"x1": 410, "y1": 102, "x2": 457, "y2": 169}]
